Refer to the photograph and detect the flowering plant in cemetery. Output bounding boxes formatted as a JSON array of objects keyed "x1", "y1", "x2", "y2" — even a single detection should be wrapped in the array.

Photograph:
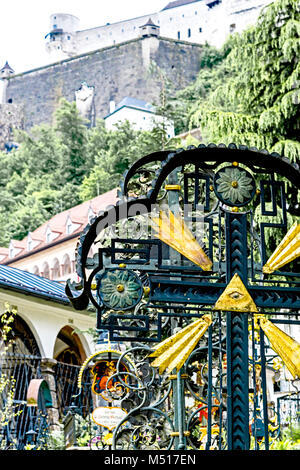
[{"x1": 0, "y1": 303, "x2": 22, "y2": 449}]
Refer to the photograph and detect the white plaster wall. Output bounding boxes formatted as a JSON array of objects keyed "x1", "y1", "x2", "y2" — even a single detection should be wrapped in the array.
[
  {"x1": 104, "y1": 107, "x2": 174, "y2": 137},
  {"x1": 0, "y1": 290, "x2": 96, "y2": 359},
  {"x1": 49, "y1": 13, "x2": 80, "y2": 33},
  {"x1": 158, "y1": 2, "x2": 209, "y2": 42},
  {"x1": 45, "y1": 0, "x2": 273, "y2": 61},
  {"x1": 75, "y1": 14, "x2": 155, "y2": 53}
]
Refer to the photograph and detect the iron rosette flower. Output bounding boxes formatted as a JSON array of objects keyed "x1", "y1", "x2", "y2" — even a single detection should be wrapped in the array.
[
  {"x1": 213, "y1": 166, "x2": 255, "y2": 207},
  {"x1": 98, "y1": 269, "x2": 143, "y2": 311}
]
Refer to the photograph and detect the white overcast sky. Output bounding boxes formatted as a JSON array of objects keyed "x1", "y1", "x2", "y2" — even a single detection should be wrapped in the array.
[{"x1": 0, "y1": 0, "x2": 169, "y2": 74}]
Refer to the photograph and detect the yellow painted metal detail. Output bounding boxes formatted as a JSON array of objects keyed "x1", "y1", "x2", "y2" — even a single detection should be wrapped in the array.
[
  {"x1": 149, "y1": 314, "x2": 212, "y2": 374},
  {"x1": 213, "y1": 273, "x2": 258, "y2": 313},
  {"x1": 255, "y1": 314, "x2": 300, "y2": 379},
  {"x1": 151, "y1": 209, "x2": 212, "y2": 271},
  {"x1": 77, "y1": 350, "x2": 135, "y2": 390},
  {"x1": 165, "y1": 184, "x2": 182, "y2": 191},
  {"x1": 263, "y1": 222, "x2": 300, "y2": 274}
]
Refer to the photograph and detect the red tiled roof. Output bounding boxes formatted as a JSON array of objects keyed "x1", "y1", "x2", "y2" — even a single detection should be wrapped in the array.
[{"x1": 1, "y1": 188, "x2": 118, "y2": 264}]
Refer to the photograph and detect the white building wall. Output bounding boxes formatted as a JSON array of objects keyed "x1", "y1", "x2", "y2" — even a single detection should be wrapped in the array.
[
  {"x1": 158, "y1": 2, "x2": 209, "y2": 42},
  {"x1": 75, "y1": 14, "x2": 156, "y2": 53},
  {"x1": 104, "y1": 107, "x2": 175, "y2": 137},
  {"x1": 0, "y1": 291, "x2": 95, "y2": 359},
  {"x1": 45, "y1": 0, "x2": 273, "y2": 61},
  {"x1": 9, "y1": 238, "x2": 80, "y2": 283}
]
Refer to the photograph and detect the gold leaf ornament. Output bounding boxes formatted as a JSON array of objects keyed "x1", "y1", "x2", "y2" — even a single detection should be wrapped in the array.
[
  {"x1": 255, "y1": 314, "x2": 300, "y2": 379},
  {"x1": 149, "y1": 314, "x2": 212, "y2": 374},
  {"x1": 151, "y1": 210, "x2": 212, "y2": 270},
  {"x1": 213, "y1": 273, "x2": 258, "y2": 313},
  {"x1": 263, "y1": 222, "x2": 300, "y2": 274}
]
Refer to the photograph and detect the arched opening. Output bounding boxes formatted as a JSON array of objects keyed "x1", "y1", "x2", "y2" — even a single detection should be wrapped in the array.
[
  {"x1": 42, "y1": 262, "x2": 50, "y2": 279},
  {"x1": 54, "y1": 325, "x2": 85, "y2": 364},
  {"x1": 32, "y1": 265, "x2": 40, "y2": 276},
  {"x1": 61, "y1": 254, "x2": 71, "y2": 276},
  {"x1": 53, "y1": 326, "x2": 89, "y2": 417},
  {"x1": 1, "y1": 314, "x2": 41, "y2": 357},
  {"x1": 51, "y1": 258, "x2": 60, "y2": 280},
  {"x1": 0, "y1": 314, "x2": 41, "y2": 445}
]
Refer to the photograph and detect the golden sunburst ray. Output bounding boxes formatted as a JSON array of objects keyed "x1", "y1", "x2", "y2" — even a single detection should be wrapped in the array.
[
  {"x1": 263, "y1": 222, "x2": 300, "y2": 274},
  {"x1": 151, "y1": 209, "x2": 212, "y2": 271},
  {"x1": 256, "y1": 314, "x2": 300, "y2": 379},
  {"x1": 149, "y1": 314, "x2": 212, "y2": 374}
]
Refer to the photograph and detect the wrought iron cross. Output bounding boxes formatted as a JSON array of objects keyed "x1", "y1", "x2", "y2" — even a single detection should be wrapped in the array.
[{"x1": 67, "y1": 144, "x2": 300, "y2": 450}]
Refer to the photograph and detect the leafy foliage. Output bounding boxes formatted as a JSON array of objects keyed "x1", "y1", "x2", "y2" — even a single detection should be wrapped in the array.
[
  {"x1": 189, "y1": 0, "x2": 299, "y2": 164},
  {"x1": 0, "y1": 99, "x2": 179, "y2": 245}
]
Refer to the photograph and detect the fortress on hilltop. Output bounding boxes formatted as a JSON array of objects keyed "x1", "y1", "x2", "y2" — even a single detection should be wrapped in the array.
[{"x1": 0, "y1": 0, "x2": 273, "y2": 148}]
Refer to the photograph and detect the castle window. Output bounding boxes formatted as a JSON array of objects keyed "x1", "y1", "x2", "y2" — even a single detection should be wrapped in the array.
[
  {"x1": 177, "y1": 31, "x2": 180, "y2": 39},
  {"x1": 67, "y1": 36, "x2": 71, "y2": 40},
  {"x1": 7, "y1": 98, "x2": 13, "y2": 104},
  {"x1": 195, "y1": 11, "x2": 197, "y2": 15},
  {"x1": 199, "y1": 27, "x2": 202, "y2": 32},
  {"x1": 122, "y1": 28, "x2": 124, "y2": 32},
  {"x1": 230, "y1": 24, "x2": 236, "y2": 33},
  {"x1": 188, "y1": 28, "x2": 191, "y2": 38},
  {"x1": 53, "y1": 24, "x2": 57, "y2": 29}
]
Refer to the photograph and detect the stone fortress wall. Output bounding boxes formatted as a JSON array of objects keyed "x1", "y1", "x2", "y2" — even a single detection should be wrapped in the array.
[
  {"x1": 3, "y1": 36, "x2": 203, "y2": 132},
  {"x1": 0, "y1": 0, "x2": 273, "y2": 147}
]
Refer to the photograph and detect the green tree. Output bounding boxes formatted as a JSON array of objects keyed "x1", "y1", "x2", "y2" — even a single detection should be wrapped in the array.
[
  {"x1": 190, "y1": 0, "x2": 299, "y2": 163},
  {"x1": 79, "y1": 120, "x2": 180, "y2": 201},
  {"x1": 54, "y1": 98, "x2": 90, "y2": 184}
]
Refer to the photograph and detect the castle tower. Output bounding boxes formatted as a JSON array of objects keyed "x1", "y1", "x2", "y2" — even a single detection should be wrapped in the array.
[
  {"x1": 45, "y1": 14, "x2": 80, "y2": 61},
  {"x1": 0, "y1": 62, "x2": 14, "y2": 104},
  {"x1": 139, "y1": 18, "x2": 160, "y2": 38}
]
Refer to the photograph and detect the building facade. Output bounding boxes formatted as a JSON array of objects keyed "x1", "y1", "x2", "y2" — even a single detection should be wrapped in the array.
[
  {"x1": 45, "y1": 0, "x2": 273, "y2": 62},
  {"x1": 104, "y1": 96, "x2": 175, "y2": 137},
  {"x1": 0, "y1": 188, "x2": 118, "y2": 283}
]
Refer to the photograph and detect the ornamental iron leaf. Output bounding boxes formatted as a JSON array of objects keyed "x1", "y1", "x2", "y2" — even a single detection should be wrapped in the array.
[
  {"x1": 98, "y1": 269, "x2": 143, "y2": 311},
  {"x1": 213, "y1": 166, "x2": 255, "y2": 206}
]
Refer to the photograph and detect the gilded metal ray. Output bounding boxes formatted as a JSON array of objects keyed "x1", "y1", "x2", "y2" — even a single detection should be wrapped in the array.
[
  {"x1": 149, "y1": 314, "x2": 212, "y2": 374},
  {"x1": 151, "y1": 209, "x2": 212, "y2": 270},
  {"x1": 263, "y1": 222, "x2": 300, "y2": 274},
  {"x1": 213, "y1": 273, "x2": 258, "y2": 313},
  {"x1": 255, "y1": 314, "x2": 300, "y2": 379}
]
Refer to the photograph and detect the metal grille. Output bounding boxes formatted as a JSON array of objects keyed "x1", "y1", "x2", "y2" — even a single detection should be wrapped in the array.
[
  {"x1": 54, "y1": 361, "x2": 93, "y2": 419},
  {"x1": 0, "y1": 352, "x2": 43, "y2": 449}
]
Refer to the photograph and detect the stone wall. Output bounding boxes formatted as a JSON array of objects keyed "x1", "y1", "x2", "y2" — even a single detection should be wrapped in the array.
[{"x1": 3, "y1": 36, "x2": 202, "y2": 131}]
